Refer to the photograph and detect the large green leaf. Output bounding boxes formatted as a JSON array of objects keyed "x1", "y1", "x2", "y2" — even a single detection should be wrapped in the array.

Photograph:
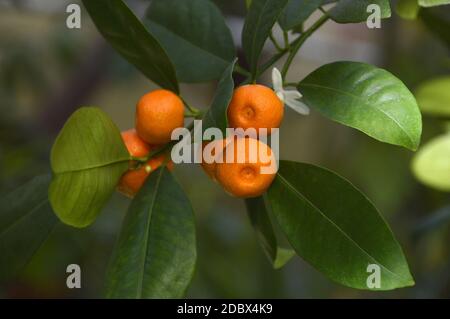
[
  {"x1": 145, "y1": 0, "x2": 235, "y2": 83},
  {"x1": 419, "y1": 0, "x2": 450, "y2": 7},
  {"x1": 245, "y1": 196, "x2": 295, "y2": 269},
  {"x1": 329, "y1": 0, "x2": 391, "y2": 23},
  {"x1": 396, "y1": 0, "x2": 420, "y2": 20},
  {"x1": 415, "y1": 76, "x2": 450, "y2": 117},
  {"x1": 82, "y1": 0, "x2": 179, "y2": 92},
  {"x1": 278, "y1": 0, "x2": 323, "y2": 31},
  {"x1": 298, "y1": 61, "x2": 422, "y2": 150},
  {"x1": 412, "y1": 133, "x2": 450, "y2": 191},
  {"x1": 202, "y1": 60, "x2": 236, "y2": 135},
  {"x1": 0, "y1": 175, "x2": 57, "y2": 282},
  {"x1": 268, "y1": 161, "x2": 414, "y2": 290},
  {"x1": 242, "y1": 0, "x2": 289, "y2": 77},
  {"x1": 49, "y1": 107, "x2": 129, "y2": 228},
  {"x1": 105, "y1": 167, "x2": 196, "y2": 298}
]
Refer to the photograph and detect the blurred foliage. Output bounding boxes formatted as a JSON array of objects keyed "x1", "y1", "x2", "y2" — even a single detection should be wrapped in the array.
[{"x1": 0, "y1": 0, "x2": 449, "y2": 298}]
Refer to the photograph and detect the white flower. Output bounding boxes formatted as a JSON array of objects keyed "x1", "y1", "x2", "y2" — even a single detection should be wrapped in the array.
[{"x1": 272, "y1": 67, "x2": 310, "y2": 115}]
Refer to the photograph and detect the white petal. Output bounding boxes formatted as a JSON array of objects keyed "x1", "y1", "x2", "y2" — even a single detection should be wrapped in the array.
[
  {"x1": 285, "y1": 97, "x2": 310, "y2": 115},
  {"x1": 272, "y1": 68, "x2": 283, "y2": 92},
  {"x1": 283, "y1": 89, "x2": 302, "y2": 100},
  {"x1": 276, "y1": 91, "x2": 285, "y2": 102}
]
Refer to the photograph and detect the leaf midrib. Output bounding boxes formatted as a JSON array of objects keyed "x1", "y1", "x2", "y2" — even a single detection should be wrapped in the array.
[
  {"x1": 277, "y1": 172, "x2": 411, "y2": 284},
  {"x1": 300, "y1": 82, "x2": 415, "y2": 147},
  {"x1": 53, "y1": 157, "x2": 130, "y2": 174},
  {"x1": 136, "y1": 168, "x2": 164, "y2": 298},
  {"x1": 247, "y1": 0, "x2": 271, "y2": 68}
]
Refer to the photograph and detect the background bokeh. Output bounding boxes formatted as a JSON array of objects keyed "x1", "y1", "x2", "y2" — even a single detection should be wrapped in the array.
[{"x1": 0, "y1": 0, "x2": 449, "y2": 298}]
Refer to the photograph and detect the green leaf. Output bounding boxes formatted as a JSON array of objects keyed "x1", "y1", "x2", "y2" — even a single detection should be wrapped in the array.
[
  {"x1": 419, "y1": 0, "x2": 450, "y2": 7},
  {"x1": 242, "y1": 0, "x2": 290, "y2": 77},
  {"x1": 105, "y1": 167, "x2": 196, "y2": 298},
  {"x1": 298, "y1": 61, "x2": 422, "y2": 150},
  {"x1": 329, "y1": 0, "x2": 391, "y2": 23},
  {"x1": 145, "y1": 0, "x2": 235, "y2": 83},
  {"x1": 415, "y1": 76, "x2": 450, "y2": 117},
  {"x1": 412, "y1": 133, "x2": 450, "y2": 191},
  {"x1": 245, "y1": 196, "x2": 295, "y2": 269},
  {"x1": 0, "y1": 175, "x2": 57, "y2": 282},
  {"x1": 82, "y1": 0, "x2": 179, "y2": 93},
  {"x1": 278, "y1": 0, "x2": 323, "y2": 31},
  {"x1": 268, "y1": 160, "x2": 415, "y2": 290},
  {"x1": 396, "y1": 0, "x2": 420, "y2": 20},
  {"x1": 49, "y1": 107, "x2": 129, "y2": 228},
  {"x1": 202, "y1": 60, "x2": 236, "y2": 135}
]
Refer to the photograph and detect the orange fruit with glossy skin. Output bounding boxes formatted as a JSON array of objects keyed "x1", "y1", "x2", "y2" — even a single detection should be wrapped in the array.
[
  {"x1": 215, "y1": 137, "x2": 277, "y2": 198},
  {"x1": 227, "y1": 84, "x2": 284, "y2": 135},
  {"x1": 200, "y1": 138, "x2": 233, "y2": 180},
  {"x1": 136, "y1": 89, "x2": 184, "y2": 145},
  {"x1": 117, "y1": 129, "x2": 173, "y2": 198},
  {"x1": 120, "y1": 129, "x2": 151, "y2": 158}
]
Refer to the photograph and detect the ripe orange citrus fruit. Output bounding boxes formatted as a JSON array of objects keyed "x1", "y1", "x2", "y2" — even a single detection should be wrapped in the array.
[
  {"x1": 215, "y1": 137, "x2": 277, "y2": 198},
  {"x1": 227, "y1": 84, "x2": 284, "y2": 135},
  {"x1": 117, "y1": 129, "x2": 173, "y2": 198},
  {"x1": 136, "y1": 89, "x2": 184, "y2": 145}
]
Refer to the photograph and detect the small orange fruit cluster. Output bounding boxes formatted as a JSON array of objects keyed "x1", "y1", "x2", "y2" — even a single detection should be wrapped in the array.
[
  {"x1": 117, "y1": 89, "x2": 183, "y2": 198},
  {"x1": 201, "y1": 84, "x2": 283, "y2": 198}
]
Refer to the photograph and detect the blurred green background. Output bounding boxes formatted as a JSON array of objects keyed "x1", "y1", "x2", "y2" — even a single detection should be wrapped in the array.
[{"x1": 0, "y1": 0, "x2": 449, "y2": 298}]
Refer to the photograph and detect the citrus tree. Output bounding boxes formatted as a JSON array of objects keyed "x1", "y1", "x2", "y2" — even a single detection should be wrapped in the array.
[{"x1": 3, "y1": 0, "x2": 449, "y2": 297}]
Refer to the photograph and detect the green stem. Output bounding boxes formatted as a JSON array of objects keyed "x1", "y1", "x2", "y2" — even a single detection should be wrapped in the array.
[
  {"x1": 242, "y1": 49, "x2": 289, "y2": 85},
  {"x1": 283, "y1": 30, "x2": 290, "y2": 49},
  {"x1": 184, "y1": 109, "x2": 204, "y2": 119},
  {"x1": 269, "y1": 31, "x2": 283, "y2": 52},
  {"x1": 281, "y1": 14, "x2": 329, "y2": 80},
  {"x1": 234, "y1": 64, "x2": 251, "y2": 77},
  {"x1": 182, "y1": 98, "x2": 197, "y2": 113}
]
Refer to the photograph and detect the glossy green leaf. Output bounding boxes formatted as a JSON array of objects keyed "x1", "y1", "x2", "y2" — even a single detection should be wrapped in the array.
[
  {"x1": 0, "y1": 175, "x2": 57, "y2": 282},
  {"x1": 396, "y1": 0, "x2": 420, "y2": 19},
  {"x1": 49, "y1": 107, "x2": 129, "y2": 228},
  {"x1": 242, "y1": 0, "x2": 289, "y2": 77},
  {"x1": 329, "y1": 0, "x2": 391, "y2": 23},
  {"x1": 268, "y1": 160, "x2": 414, "y2": 290},
  {"x1": 278, "y1": 0, "x2": 323, "y2": 31},
  {"x1": 145, "y1": 0, "x2": 235, "y2": 83},
  {"x1": 415, "y1": 76, "x2": 450, "y2": 117},
  {"x1": 82, "y1": 0, "x2": 179, "y2": 93},
  {"x1": 106, "y1": 167, "x2": 196, "y2": 298},
  {"x1": 299, "y1": 61, "x2": 422, "y2": 150},
  {"x1": 412, "y1": 133, "x2": 450, "y2": 191},
  {"x1": 245, "y1": 196, "x2": 295, "y2": 269},
  {"x1": 202, "y1": 60, "x2": 236, "y2": 135},
  {"x1": 419, "y1": 0, "x2": 450, "y2": 7}
]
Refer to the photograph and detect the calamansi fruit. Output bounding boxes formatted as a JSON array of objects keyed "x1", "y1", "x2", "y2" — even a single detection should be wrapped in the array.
[
  {"x1": 136, "y1": 89, "x2": 184, "y2": 145},
  {"x1": 117, "y1": 129, "x2": 173, "y2": 198},
  {"x1": 215, "y1": 137, "x2": 277, "y2": 198},
  {"x1": 227, "y1": 84, "x2": 284, "y2": 135}
]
